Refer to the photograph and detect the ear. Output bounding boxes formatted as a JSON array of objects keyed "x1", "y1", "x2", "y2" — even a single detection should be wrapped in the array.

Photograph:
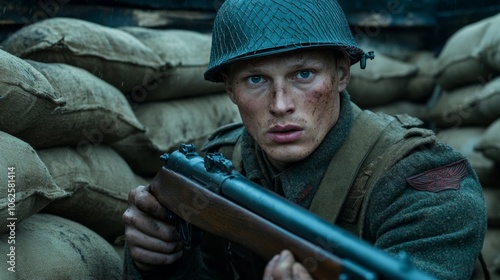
[
  {"x1": 336, "y1": 55, "x2": 351, "y2": 93},
  {"x1": 222, "y1": 72, "x2": 237, "y2": 104}
]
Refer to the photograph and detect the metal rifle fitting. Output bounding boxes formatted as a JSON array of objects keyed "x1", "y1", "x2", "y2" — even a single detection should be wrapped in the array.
[{"x1": 360, "y1": 51, "x2": 375, "y2": 69}]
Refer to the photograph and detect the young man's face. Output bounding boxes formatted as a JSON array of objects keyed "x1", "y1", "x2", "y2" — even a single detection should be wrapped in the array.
[{"x1": 223, "y1": 49, "x2": 350, "y2": 171}]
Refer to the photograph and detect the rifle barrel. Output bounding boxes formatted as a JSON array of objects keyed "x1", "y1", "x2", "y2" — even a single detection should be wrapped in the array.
[{"x1": 160, "y1": 147, "x2": 437, "y2": 280}]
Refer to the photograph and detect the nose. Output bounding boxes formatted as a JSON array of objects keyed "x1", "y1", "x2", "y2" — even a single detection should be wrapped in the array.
[{"x1": 269, "y1": 80, "x2": 295, "y2": 116}]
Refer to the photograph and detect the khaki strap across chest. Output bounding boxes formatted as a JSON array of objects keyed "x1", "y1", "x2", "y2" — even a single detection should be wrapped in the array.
[
  {"x1": 309, "y1": 105, "x2": 435, "y2": 236},
  {"x1": 309, "y1": 105, "x2": 390, "y2": 224},
  {"x1": 206, "y1": 106, "x2": 436, "y2": 237}
]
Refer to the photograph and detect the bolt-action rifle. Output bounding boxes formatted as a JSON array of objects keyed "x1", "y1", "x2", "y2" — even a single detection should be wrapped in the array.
[{"x1": 148, "y1": 144, "x2": 437, "y2": 280}]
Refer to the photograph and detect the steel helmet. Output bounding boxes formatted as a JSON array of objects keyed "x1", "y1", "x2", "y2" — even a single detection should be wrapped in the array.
[{"x1": 204, "y1": 0, "x2": 373, "y2": 82}]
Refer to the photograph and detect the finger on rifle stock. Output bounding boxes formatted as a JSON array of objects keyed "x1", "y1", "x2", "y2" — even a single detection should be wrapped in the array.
[{"x1": 132, "y1": 185, "x2": 170, "y2": 221}]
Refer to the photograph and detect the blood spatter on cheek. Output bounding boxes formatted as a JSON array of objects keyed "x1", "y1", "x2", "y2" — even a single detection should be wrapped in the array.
[{"x1": 305, "y1": 82, "x2": 334, "y2": 116}]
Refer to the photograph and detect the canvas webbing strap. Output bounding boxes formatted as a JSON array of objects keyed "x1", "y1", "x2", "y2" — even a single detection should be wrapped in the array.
[
  {"x1": 340, "y1": 126, "x2": 436, "y2": 236},
  {"x1": 309, "y1": 104, "x2": 393, "y2": 224}
]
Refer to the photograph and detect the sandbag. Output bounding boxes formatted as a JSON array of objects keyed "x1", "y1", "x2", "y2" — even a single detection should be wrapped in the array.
[
  {"x1": 475, "y1": 118, "x2": 500, "y2": 162},
  {"x1": 368, "y1": 101, "x2": 429, "y2": 122},
  {"x1": 0, "y1": 132, "x2": 68, "y2": 234},
  {"x1": 0, "y1": 49, "x2": 64, "y2": 137},
  {"x1": 406, "y1": 51, "x2": 437, "y2": 102},
  {"x1": 436, "y1": 127, "x2": 497, "y2": 187},
  {"x1": 37, "y1": 145, "x2": 148, "y2": 240},
  {"x1": 483, "y1": 187, "x2": 500, "y2": 228},
  {"x1": 435, "y1": 13, "x2": 500, "y2": 90},
  {"x1": 0, "y1": 17, "x2": 164, "y2": 93},
  {"x1": 476, "y1": 13, "x2": 500, "y2": 72},
  {"x1": 0, "y1": 214, "x2": 122, "y2": 279},
  {"x1": 120, "y1": 27, "x2": 225, "y2": 101},
  {"x1": 111, "y1": 93, "x2": 241, "y2": 176},
  {"x1": 22, "y1": 60, "x2": 145, "y2": 148},
  {"x1": 472, "y1": 229, "x2": 500, "y2": 279},
  {"x1": 428, "y1": 77, "x2": 500, "y2": 128},
  {"x1": 347, "y1": 52, "x2": 417, "y2": 107}
]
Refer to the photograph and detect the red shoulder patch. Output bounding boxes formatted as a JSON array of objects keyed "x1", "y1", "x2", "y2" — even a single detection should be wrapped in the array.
[{"x1": 406, "y1": 159, "x2": 468, "y2": 192}]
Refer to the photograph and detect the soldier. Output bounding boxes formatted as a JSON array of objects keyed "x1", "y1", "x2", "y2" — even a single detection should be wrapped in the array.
[{"x1": 122, "y1": 0, "x2": 487, "y2": 279}]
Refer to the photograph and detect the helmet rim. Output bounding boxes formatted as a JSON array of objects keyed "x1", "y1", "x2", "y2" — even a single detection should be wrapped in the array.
[
  {"x1": 204, "y1": 0, "x2": 366, "y2": 83},
  {"x1": 204, "y1": 44, "x2": 364, "y2": 82}
]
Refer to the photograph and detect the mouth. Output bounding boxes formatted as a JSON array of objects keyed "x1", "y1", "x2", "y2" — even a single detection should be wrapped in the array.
[{"x1": 267, "y1": 124, "x2": 304, "y2": 143}]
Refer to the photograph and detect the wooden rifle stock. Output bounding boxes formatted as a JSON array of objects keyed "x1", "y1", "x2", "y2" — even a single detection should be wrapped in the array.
[
  {"x1": 148, "y1": 144, "x2": 437, "y2": 280},
  {"x1": 150, "y1": 167, "x2": 345, "y2": 279}
]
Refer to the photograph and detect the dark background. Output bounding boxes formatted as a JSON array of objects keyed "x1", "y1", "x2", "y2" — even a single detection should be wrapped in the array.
[{"x1": 1, "y1": 0, "x2": 500, "y2": 54}]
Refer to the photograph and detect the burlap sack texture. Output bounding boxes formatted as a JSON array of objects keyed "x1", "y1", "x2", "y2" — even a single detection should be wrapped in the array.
[
  {"x1": 429, "y1": 77, "x2": 500, "y2": 128},
  {"x1": 111, "y1": 93, "x2": 242, "y2": 176},
  {"x1": 484, "y1": 188, "x2": 500, "y2": 228},
  {"x1": 368, "y1": 101, "x2": 429, "y2": 122},
  {"x1": 24, "y1": 60, "x2": 145, "y2": 149},
  {"x1": 435, "y1": 13, "x2": 500, "y2": 91},
  {"x1": 36, "y1": 145, "x2": 148, "y2": 241},
  {"x1": 406, "y1": 51, "x2": 437, "y2": 102},
  {"x1": 478, "y1": 14, "x2": 500, "y2": 73},
  {"x1": 347, "y1": 52, "x2": 418, "y2": 107},
  {"x1": 120, "y1": 27, "x2": 225, "y2": 101},
  {"x1": 477, "y1": 229, "x2": 500, "y2": 278},
  {"x1": 0, "y1": 131, "x2": 69, "y2": 235},
  {"x1": 0, "y1": 49, "x2": 64, "y2": 138},
  {"x1": 473, "y1": 188, "x2": 500, "y2": 279},
  {"x1": 0, "y1": 17, "x2": 164, "y2": 93},
  {"x1": 476, "y1": 118, "x2": 500, "y2": 163},
  {"x1": 0, "y1": 214, "x2": 122, "y2": 280}
]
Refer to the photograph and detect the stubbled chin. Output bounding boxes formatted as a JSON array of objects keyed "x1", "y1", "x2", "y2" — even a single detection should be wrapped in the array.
[{"x1": 263, "y1": 144, "x2": 314, "y2": 169}]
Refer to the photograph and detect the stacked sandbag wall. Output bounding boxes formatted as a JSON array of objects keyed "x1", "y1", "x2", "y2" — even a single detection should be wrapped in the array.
[
  {"x1": 347, "y1": 13, "x2": 500, "y2": 279},
  {"x1": 0, "y1": 17, "x2": 240, "y2": 278},
  {"x1": 1, "y1": 10, "x2": 499, "y2": 279},
  {"x1": 348, "y1": 49, "x2": 436, "y2": 122},
  {"x1": 431, "y1": 13, "x2": 500, "y2": 280}
]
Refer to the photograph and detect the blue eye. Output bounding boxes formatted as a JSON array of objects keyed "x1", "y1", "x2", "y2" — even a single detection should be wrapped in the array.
[
  {"x1": 249, "y1": 75, "x2": 263, "y2": 84},
  {"x1": 297, "y1": 70, "x2": 312, "y2": 79}
]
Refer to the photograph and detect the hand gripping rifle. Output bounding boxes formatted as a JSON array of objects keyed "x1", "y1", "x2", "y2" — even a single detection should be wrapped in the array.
[{"x1": 149, "y1": 144, "x2": 437, "y2": 280}]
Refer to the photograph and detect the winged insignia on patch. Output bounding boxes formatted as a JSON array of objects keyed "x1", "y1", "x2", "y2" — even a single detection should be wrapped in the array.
[{"x1": 406, "y1": 159, "x2": 468, "y2": 192}]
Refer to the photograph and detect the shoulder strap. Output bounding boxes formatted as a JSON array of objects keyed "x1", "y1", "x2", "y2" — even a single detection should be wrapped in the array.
[
  {"x1": 309, "y1": 104, "x2": 395, "y2": 223},
  {"x1": 339, "y1": 125, "x2": 436, "y2": 236},
  {"x1": 310, "y1": 105, "x2": 436, "y2": 237}
]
